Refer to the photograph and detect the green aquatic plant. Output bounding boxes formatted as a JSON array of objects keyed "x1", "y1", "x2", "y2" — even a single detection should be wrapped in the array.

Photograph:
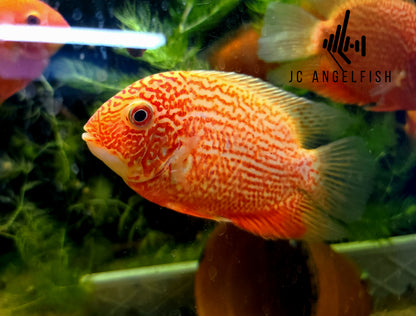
[
  {"x1": 341, "y1": 110, "x2": 416, "y2": 239},
  {"x1": 115, "y1": 0, "x2": 240, "y2": 70},
  {"x1": 0, "y1": 104, "x2": 89, "y2": 314},
  {"x1": 1, "y1": 216, "x2": 89, "y2": 315},
  {"x1": 52, "y1": 58, "x2": 142, "y2": 100},
  {"x1": 55, "y1": 0, "x2": 246, "y2": 96},
  {"x1": 0, "y1": 99, "x2": 207, "y2": 314},
  {"x1": 246, "y1": 0, "x2": 275, "y2": 19}
]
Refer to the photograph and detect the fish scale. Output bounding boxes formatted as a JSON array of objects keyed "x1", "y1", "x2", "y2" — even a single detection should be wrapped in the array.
[{"x1": 83, "y1": 70, "x2": 373, "y2": 240}]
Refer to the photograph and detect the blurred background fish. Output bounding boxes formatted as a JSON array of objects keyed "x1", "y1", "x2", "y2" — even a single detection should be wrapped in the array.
[
  {"x1": 195, "y1": 223, "x2": 372, "y2": 316},
  {"x1": 82, "y1": 70, "x2": 373, "y2": 241},
  {"x1": 258, "y1": 0, "x2": 416, "y2": 137},
  {"x1": 405, "y1": 111, "x2": 416, "y2": 140},
  {"x1": 208, "y1": 24, "x2": 278, "y2": 80},
  {"x1": 0, "y1": 0, "x2": 69, "y2": 104}
]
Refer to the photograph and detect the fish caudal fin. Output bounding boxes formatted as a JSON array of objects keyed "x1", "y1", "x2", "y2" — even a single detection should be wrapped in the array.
[
  {"x1": 311, "y1": 136, "x2": 374, "y2": 227},
  {"x1": 258, "y1": 2, "x2": 320, "y2": 63}
]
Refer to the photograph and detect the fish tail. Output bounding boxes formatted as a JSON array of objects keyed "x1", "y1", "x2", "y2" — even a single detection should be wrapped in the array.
[
  {"x1": 308, "y1": 137, "x2": 374, "y2": 236},
  {"x1": 258, "y1": 2, "x2": 321, "y2": 63}
]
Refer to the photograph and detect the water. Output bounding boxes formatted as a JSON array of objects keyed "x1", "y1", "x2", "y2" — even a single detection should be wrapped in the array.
[{"x1": 0, "y1": 0, "x2": 416, "y2": 315}]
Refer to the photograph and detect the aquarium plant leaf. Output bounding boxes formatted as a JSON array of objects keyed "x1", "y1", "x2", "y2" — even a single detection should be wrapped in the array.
[
  {"x1": 115, "y1": 0, "x2": 240, "y2": 70},
  {"x1": 51, "y1": 58, "x2": 137, "y2": 98},
  {"x1": 177, "y1": 0, "x2": 241, "y2": 34},
  {"x1": 0, "y1": 156, "x2": 33, "y2": 180},
  {"x1": 246, "y1": 0, "x2": 307, "y2": 17},
  {"x1": 1, "y1": 216, "x2": 90, "y2": 315}
]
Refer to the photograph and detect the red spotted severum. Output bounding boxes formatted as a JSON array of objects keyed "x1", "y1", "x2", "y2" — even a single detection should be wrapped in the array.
[{"x1": 82, "y1": 71, "x2": 373, "y2": 240}]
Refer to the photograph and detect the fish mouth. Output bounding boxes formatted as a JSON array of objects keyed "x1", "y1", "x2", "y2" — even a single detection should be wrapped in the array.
[
  {"x1": 82, "y1": 131, "x2": 129, "y2": 181},
  {"x1": 81, "y1": 132, "x2": 95, "y2": 143}
]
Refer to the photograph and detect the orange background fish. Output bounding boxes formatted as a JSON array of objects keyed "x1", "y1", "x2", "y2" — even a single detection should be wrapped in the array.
[
  {"x1": 208, "y1": 25, "x2": 278, "y2": 80},
  {"x1": 82, "y1": 71, "x2": 373, "y2": 240},
  {"x1": 0, "y1": 0, "x2": 69, "y2": 104},
  {"x1": 258, "y1": 0, "x2": 416, "y2": 113}
]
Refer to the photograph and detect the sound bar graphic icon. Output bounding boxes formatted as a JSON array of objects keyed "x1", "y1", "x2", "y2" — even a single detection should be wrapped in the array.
[{"x1": 322, "y1": 10, "x2": 366, "y2": 71}]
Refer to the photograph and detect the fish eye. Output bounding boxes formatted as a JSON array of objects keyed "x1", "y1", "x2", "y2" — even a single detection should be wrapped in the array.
[
  {"x1": 128, "y1": 102, "x2": 153, "y2": 128},
  {"x1": 26, "y1": 13, "x2": 41, "y2": 25}
]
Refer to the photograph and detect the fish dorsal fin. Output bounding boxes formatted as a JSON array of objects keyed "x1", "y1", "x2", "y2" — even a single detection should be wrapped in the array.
[{"x1": 190, "y1": 71, "x2": 349, "y2": 148}]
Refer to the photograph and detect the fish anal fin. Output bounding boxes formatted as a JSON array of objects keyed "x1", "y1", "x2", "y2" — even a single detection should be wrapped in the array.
[{"x1": 229, "y1": 190, "x2": 346, "y2": 241}]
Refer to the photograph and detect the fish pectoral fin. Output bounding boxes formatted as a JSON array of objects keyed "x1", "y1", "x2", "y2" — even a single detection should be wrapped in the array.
[
  {"x1": 169, "y1": 136, "x2": 199, "y2": 185},
  {"x1": 229, "y1": 191, "x2": 347, "y2": 241},
  {"x1": 258, "y1": 2, "x2": 321, "y2": 63},
  {"x1": 366, "y1": 69, "x2": 407, "y2": 112}
]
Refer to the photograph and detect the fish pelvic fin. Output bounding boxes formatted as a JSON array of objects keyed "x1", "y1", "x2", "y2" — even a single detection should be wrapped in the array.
[
  {"x1": 311, "y1": 136, "x2": 374, "y2": 225},
  {"x1": 258, "y1": 2, "x2": 321, "y2": 63}
]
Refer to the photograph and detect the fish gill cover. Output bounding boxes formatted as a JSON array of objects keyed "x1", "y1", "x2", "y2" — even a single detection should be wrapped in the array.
[{"x1": 0, "y1": 0, "x2": 415, "y2": 314}]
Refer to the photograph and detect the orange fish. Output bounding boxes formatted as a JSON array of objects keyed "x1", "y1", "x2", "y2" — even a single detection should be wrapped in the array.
[
  {"x1": 0, "y1": 0, "x2": 69, "y2": 104},
  {"x1": 405, "y1": 111, "x2": 416, "y2": 139},
  {"x1": 258, "y1": 0, "x2": 416, "y2": 112},
  {"x1": 208, "y1": 25, "x2": 278, "y2": 80},
  {"x1": 82, "y1": 71, "x2": 373, "y2": 240}
]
